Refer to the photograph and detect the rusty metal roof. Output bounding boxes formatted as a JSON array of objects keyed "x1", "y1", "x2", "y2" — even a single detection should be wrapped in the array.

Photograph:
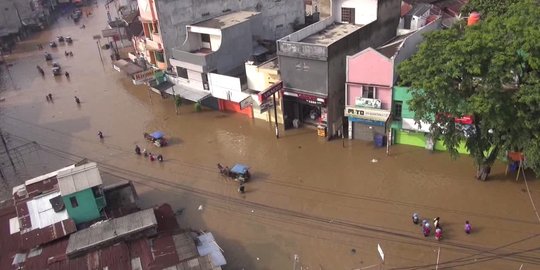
[{"x1": 1, "y1": 202, "x2": 219, "y2": 270}]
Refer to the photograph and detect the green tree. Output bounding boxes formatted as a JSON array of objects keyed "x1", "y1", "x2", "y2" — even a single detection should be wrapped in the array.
[
  {"x1": 461, "y1": 0, "x2": 521, "y2": 17},
  {"x1": 398, "y1": 0, "x2": 540, "y2": 180},
  {"x1": 174, "y1": 95, "x2": 182, "y2": 115}
]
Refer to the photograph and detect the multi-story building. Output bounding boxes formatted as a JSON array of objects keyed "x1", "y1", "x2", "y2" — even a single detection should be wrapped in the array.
[
  {"x1": 245, "y1": 57, "x2": 284, "y2": 124},
  {"x1": 344, "y1": 18, "x2": 440, "y2": 141},
  {"x1": 276, "y1": 0, "x2": 401, "y2": 139},
  {"x1": 153, "y1": 0, "x2": 304, "y2": 111},
  {"x1": 133, "y1": 0, "x2": 166, "y2": 70}
]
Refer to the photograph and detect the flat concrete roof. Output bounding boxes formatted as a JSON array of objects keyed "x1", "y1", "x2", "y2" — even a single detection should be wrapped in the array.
[
  {"x1": 300, "y1": 23, "x2": 361, "y2": 46},
  {"x1": 192, "y1": 11, "x2": 260, "y2": 29},
  {"x1": 258, "y1": 57, "x2": 279, "y2": 70}
]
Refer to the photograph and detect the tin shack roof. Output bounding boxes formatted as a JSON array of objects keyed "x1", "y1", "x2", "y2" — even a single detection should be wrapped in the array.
[
  {"x1": 57, "y1": 162, "x2": 103, "y2": 196},
  {"x1": 66, "y1": 208, "x2": 157, "y2": 257}
]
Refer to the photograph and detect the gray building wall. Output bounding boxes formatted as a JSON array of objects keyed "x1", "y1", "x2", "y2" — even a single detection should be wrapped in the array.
[
  {"x1": 326, "y1": 0, "x2": 402, "y2": 137},
  {"x1": 215, "y1": 20, "x2": 254, "y2": 74},
  {"x1": 277, "y1": 0, "x2": 401, "y2": 138},
  {"x1": 279, "y1": 56, "x2": 328, "y2": 95},
  {"x1": 155, "y1": 0, "x2": 305, "y2": 66},
  {"x1": 0, "y1": 0, "x2": 33, "y2": 32}
]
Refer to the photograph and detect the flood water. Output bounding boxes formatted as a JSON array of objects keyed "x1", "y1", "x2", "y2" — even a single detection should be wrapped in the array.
[{"x1": 1, "y1": 2, "x2": 539, "y2": 269}]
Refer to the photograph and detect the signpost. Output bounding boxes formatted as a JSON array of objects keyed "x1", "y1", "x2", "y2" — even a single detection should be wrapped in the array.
[
  {"x1": 258, "y1": 81, "x2": 283, "y2": 139},
  {"x1": 259, "y1": 100, "x2": 274, "y2": 114},
  {"x1": 93, "y1": 34, "x2": 103, "y2": 64},
  {"x1": 258, "y1": 81, "x2": 283, "y2": 102},
  {"x1": 239, "y1": 96, "x2": 253, "y2": 110}
]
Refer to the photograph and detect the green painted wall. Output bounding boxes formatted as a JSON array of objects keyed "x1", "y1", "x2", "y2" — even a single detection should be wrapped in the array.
[
  {"x1": 393, "y1": 86, "x2": 416, "y2": 119},
  {"x1": 63, "y1": 189, "x2": 102, "y2": 225},
  {"x1": 392, "y1": 86, "x2": 468, "y2": 154},
  {"x1": 394, "y1": 130, "x2": 469, "y2": 154}
]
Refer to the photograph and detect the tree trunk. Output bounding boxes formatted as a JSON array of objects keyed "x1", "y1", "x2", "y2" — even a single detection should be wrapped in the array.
[{"x1": 476, "y1": 165, "x2": 491, "y2": 181}]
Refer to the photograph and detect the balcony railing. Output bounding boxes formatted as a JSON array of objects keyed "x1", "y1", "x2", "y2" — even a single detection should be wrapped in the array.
[{"x1": 171, "y1": 48, "x2": 218, "y2": 72}]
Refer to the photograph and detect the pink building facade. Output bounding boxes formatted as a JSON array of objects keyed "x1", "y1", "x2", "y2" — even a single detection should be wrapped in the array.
[
  {"x1": 345, "y1": 47, "x2": 393, "y2": 141},
  {"x1": 133, "y1": 0, "x2": 167, "y2": 70}
]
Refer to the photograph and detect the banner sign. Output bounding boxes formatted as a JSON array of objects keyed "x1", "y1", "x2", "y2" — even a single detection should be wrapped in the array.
[
  {"x1": 133, "y1": 69, "x2": 155, "y2": 83},
  {"x1": 102, "y1": 28, "x2": 119, "y2": 38},
  {"x1": 355, "y1": 97, "x2": 382, "y2": 109},
  {"x1": 345, "y1": 106, "x2": 390, "y2": 122},
  {"x1": 239, "y1": 96, "x2": 253, "y2": 110},
  {"x1": 260, "y1": 100, "x2": 274, "y2": 114},
  {"x1": 258, "y1": 81, "x2": 283, "y2": 102},
  {"x1": 284, "y1": 91, "x2": 326, "y2": 106}
]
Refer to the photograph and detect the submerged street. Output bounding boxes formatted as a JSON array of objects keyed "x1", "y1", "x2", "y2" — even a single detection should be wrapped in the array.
[{"x1": 1, "y1": 2, "x2": 539, "y2": 269}]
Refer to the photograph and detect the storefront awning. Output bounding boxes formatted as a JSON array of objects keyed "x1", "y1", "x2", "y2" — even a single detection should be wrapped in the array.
[
  {"x1": 164, "y1": 84, "x2": 211, "y2": 102},
  {"x1": 112, "y1": 59, "x2": 144, "y2": 76},
  {"x1": 150, "y1": 81, "x2": 174, "y2": 93}
]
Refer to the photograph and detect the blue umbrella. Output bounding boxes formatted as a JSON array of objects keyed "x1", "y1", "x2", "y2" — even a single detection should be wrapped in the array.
[{"x1": 150, "y1": 131, "x2": 164, "y2": 139}]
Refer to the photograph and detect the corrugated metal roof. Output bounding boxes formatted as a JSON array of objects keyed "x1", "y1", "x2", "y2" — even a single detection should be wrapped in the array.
[
  {"x1": 57, "y1": 162, "x2": 103, "y2": 196},
  {"x1": 0, "y1": 205, "x2": 21, "y2": 270},
  {"x1": 23, "y1": 165, "x2": 75, "y2": 186},
  {"x1": 196, "y1": 233, "x2": 226, "y2": 267},
  {"x1": 66, "y1": 208, "x2": 157, "y2": 257},
  {"x1": 26, "y1": 191, "x2": 69, "y2": 230}
]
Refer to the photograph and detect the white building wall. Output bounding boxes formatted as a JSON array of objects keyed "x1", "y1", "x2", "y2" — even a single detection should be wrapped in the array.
[
  {"x1": 333, "y1": 0, "x2": 378, "y2": 25},
  {"x1": 155, "y1": 0, "x2": 305, "y2": 65}
]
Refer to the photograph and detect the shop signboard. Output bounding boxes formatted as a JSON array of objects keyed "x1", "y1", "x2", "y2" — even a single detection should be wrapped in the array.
[
  {"x1": 284, "y1": 91, "x2": 326, "y2": 106},
  {"x1": 345, "y1": 106, "x2": 390, "y2": 122},
  {"x1": 355, "y1": 97, "x2": 382, "y2": 109},
  {"x1": 258, "y1": 81, "x2": 283, "y2": 102},
  {"x1": 132, "y1": 69, "x2": 155, "y2": 85},
  {"x1": 239, "y1": 96, "x2": 253, "y2": 110},
  {"x1": 260, "y1": 100, "x2": 274, "y2": 114},
  {"x1": 402, "y1": 118, "x2": 431, "y2": 133},
  {"x1": 102, "y1": 28, "x2": 119, "y2": 38}
]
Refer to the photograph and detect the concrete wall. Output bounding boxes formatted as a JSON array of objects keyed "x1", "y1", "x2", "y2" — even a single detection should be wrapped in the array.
[
  {"x1": 137, "y1": 0, "x2": 156, "y2": 21},
  {"x1": 214, "y1": 20, "x2": 253, "y2": 74},
  {"x1": 62, "y1": 188, "x2": 101, "y2": 225},
  {"x1": 347, "y1": 48, "x2": 393, "y2": 86},
  {"x1": 279, "y1": 57, "x2": 328, "y2": 95},
  {"x1": 155, "y1": 0, "x2": 305, "y2": 66},
  {"x1": 0, "y1": 0, "x2": 34, "y2": 32},
  {"x1": 392, "y1": 18, "x2": 441, "y2": 82},
  {"x1": 357, "y1": 0, "x2": 401, "y2": 49},
  {"x1": 334, "y1": 0, "x2": 377, "y2": 25}
]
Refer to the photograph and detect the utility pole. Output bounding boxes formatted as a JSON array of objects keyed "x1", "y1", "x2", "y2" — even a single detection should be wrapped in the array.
[
  {"x1": 0, "y1": 130, "x2": 15, "y2": 168},
  {"x1": 273, "y1": 93, "x2": 279, "y2": 138}
]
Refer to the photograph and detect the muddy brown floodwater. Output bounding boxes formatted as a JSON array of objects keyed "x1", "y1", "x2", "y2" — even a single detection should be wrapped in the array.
[{"x1": 1, "y1": 2, "x2": 539, "y2": 269}]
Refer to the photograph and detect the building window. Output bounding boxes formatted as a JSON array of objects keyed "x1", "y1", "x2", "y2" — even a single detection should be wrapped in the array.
[
  {"x1": 201, "y1": 34, "x2": 211, "y2": 49},
  {"x1": 153, "y1": 22, "x2": 159, "y2": 33},
  {"x1": 341, "y1": 8, "x2": 355, "y2": 24},
  {"x1": 201, "y1": 34, "x2": 210, "y2": 43},
  {"x1": 176, "y1": 67, "x2": 188, "y2": 79},
  {"x1": 394, "y1": 101, "x2": 403, "y2": 120},
  {"x1": 155, "y1": 51, "x2": 164, "y2": 63},
  {"x1": 92, "y1": 186, "x2": 103, "y2": 198},
  {"x1": 362, "y1": 86, "x2": 376, "y2": 99},
  {"x1": 202, "y1": 73, "x2": 209, "y2": 90},
  {"x1": 70, "y1": 197, "x2": 79, "y2": 208}
]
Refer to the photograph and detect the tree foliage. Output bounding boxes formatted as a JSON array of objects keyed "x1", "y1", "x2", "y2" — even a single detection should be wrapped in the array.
[
  {"x1": 398, "y1": 0, "x2": 540, "y2": 179},
  {"x1": 461, "y1": 0, "x2": 522, "y2": 17}
]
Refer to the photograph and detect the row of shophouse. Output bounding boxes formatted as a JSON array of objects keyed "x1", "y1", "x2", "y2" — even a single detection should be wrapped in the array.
[{"x1": 114, "y1": 0, "x2": 470, "y2": 151}]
